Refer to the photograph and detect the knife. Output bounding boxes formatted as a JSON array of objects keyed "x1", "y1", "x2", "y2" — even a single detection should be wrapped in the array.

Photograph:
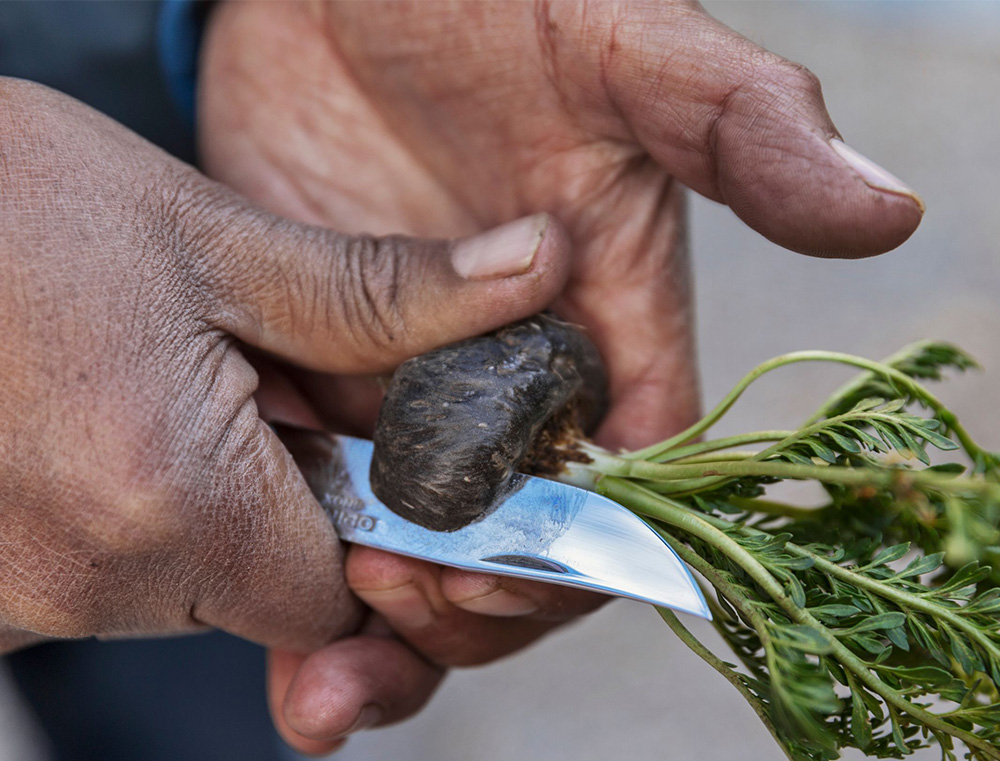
[{"x1": 276, "y1": 425, "x2": 710, "y2": 619}]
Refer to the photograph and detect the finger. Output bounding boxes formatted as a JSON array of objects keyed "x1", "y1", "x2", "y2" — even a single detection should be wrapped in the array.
[
  {"x1": 556, "y1": 176, "x2": 700, "y2": 450},
  {"x1": 438, "y1": 569, "x2": 608, "y2": 621},
  {"x1": 250, "y1": 353, "x2": 327, "y2": 428},
  {"x1": 282, "y1": 370, "x2": 385, "y2": 436},
  {"x1": 270, "y1": 637, "x2": 444, "y2": 751},
  {"x1": 195, "y1": 419, "x2": 365, "y2": 652},
  {"x1": 192, "y1": 205, "x2": 571, "y2": 373},
  {"x1": 565, "y1": 1, "x2": 922, "y2": 257},
  {"x1": 347, "y1": 547, "x2": 598, "y2": 666},
  {"x1": 269, "y1": 649, "x2": 346, "y2": 757},
  {"x1": 34, "y1": 350, "x2": 361, "y2": 652},
  {"x1": 168, "y1": 355, "x2": 361, "y2": 652},
  {"x1": 250, "y1": 351, "x2": 383, "y2": 440}
]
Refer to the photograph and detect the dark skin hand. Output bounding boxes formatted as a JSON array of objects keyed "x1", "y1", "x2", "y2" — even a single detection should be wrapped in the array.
[
  {"x1": 0, "y1": 75, "x2": 570, "y2": 696},
  {"x1": 199, "y1": 1, "x2": 923, "y2": 753}
]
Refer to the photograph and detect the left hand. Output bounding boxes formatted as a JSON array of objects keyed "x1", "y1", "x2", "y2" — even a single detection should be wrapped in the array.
[{"x1": 198, "y1": 1, "x2": 923, "y2": 752}]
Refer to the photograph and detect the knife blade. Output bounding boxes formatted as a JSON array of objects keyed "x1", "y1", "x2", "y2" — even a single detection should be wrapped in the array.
[{"x1": 276, "y1": 425, "x2": 710, "y2": 619}]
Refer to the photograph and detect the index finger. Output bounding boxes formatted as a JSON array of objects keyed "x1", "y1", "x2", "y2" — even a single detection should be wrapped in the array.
[{"x1": 346, "y1": 547, "x2": 606, "y2": 668}]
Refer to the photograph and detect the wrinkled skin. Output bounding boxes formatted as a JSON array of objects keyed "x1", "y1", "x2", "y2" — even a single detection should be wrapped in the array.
[
  {"x1": 199, "y1": 1, "x2": 923, "y2": 753},
  {"x1": 0, "y1": 78, "x2": 569, "y2": 672}
]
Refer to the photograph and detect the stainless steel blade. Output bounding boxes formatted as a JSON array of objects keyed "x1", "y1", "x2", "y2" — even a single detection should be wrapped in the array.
[{"x1": 279, "y1": 427, "x2": 710, "y2": 619}]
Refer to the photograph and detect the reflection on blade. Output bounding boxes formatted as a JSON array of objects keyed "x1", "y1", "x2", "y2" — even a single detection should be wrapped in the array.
[
  {"x1": 281, "y1": 429, "x2": 710, "y2": 619},
  {"x1": 475, "y1": 488, "x2": 710, "y2": 617},
  {"x1": 481, "y1": 555, "x2": 569, "y2": 573}
]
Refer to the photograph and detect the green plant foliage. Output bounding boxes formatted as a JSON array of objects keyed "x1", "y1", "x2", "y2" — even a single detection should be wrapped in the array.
[{"x1": 572, "y1": 343, "x2": 1000, "y2": 760}]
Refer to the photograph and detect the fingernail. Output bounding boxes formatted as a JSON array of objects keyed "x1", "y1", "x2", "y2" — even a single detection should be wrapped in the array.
[
  {"x1": 347, "y1": 704, "x2": 383, "y2": 735},
  {"x1": 357, "y1": 584, "x2": 435, "y2": 629},
  {"x1": 830, "y1": 139, "x2": 925, "y2": 213},
  {"x1": 451, "y1": 213, "x2": 549, "y2": 280},
  {"x1": 455, "y1": 587, "x2": 539, "y2": 617}
]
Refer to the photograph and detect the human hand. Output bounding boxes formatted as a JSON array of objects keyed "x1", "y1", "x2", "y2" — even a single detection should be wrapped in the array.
[
  {"x1": 198, "y1": 0, "x2": 923, "y2": 751},
  {"x1": 0, "y1": 77, "x2": 568, "y2": 680}
]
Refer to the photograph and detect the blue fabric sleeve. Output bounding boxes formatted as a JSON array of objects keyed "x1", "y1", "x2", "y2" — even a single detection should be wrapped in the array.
[{"x1": 157, "y1": 0, "x2": 211, "y2": 130}]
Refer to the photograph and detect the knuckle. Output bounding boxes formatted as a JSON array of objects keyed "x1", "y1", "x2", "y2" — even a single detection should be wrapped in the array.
[
  {"x1": 130, "y1": 166, "x2": 239, "y2": 296},
  {"x1": 332, "y1": 234, "x2": 409, "y2": 355},
  {"x1": 133, "y1": 337, "x2": 262, "y2": 520},
  {"x1": 756, "y1": 56, "x2": 824, "y2": 102},
  {"x1": 0, "y1": 77, "x2": 55, "y2": 135},
  {"x1": 705, "y1": 55, "x2": 825, "y2": 167},
  {"x1": 129, "y1": 165, "x2": 288, "y2": 337}
]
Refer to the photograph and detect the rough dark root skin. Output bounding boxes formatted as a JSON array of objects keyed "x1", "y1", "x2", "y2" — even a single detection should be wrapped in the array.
[
  {"x1": 519, "y1": 401, "x2": 594, "y2": 478},
  {"x1": 370, "y1": 313, "x2": 607, "y2": 531}
]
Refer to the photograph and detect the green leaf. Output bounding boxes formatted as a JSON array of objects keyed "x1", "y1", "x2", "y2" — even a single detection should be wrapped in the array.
[
  {"x1": 925, "y1": 462, "x2": 966, "y2": 475},
  {"x1": 770, "y1": 624, "x2": 832, "y2": 654},
  {"x1": 850, "y1": 397, "x2": 888, "y2": 413},
  {"x1": 877, "y1": 665, "x2": 953, "y2": 686},
  {"x1": 871, "y1": 421, "x2": 908, "y2": 454},
  {"x1": 966, "y1": 587, "x2": 1000, "y2": 615},
  {"x1": 780, "y1": 450, "x2": 815, "y2": 466},
  {"x1": 945, "y1": 627, "x2": 983, "y2": 675},
  {"x1": 804, "y1": 438, "x2": 838, "y2": 464},
  {"x1": 850, "y1": 682, "x2": 873, "y2": 750},
  {"x1": 914, "y1": 426, "x2": 960, "y2": 452},
  {"x1": 785, "y1": 575, "x2": 807, "y2": 608},
  {"x1": 841, "y1": 611, "x2": 907, "y2": 635},
  {"x1": 824, "y1": 428, "x2": 862, "y2": 454},
  {"x1": 907, "y1": 618, "x2": 950, "y2": 666},
  {"x1": 895, "y1": 552, "x2": 944, "y2": 579},
  {"x1": 888, "y1": 706, "x2": 913, "y2": 756},
  {"x1": 935, "y1": 562, "x2": 990, "y2": 595},
  {"x1": 852, "y1": 427, "x2": 889, "y2": 452},
  {"x1": 807, "y1": 604, "x2": 860, "y2": 623},
  {"x1": 878, "y1": 398, "x2": 909, "y2": 414},
  {"x1": 886, "y1": 625, "x2": 910, "y2": 652},
  {"x1": 869, "y1": 543, "x2": 910, "y2": 568},
  {"x1": 898, "y1": 426, "x2": 931, "y2": 465},
  {"x1": 851, "y1": 633, "x2": 890, "y2": 656},
  {"x1": 858, "y1": 685, "x2": 885, "y2": 724},
  {"x1": 772, "y1": 555, "x2": 815, "y2": 572}
]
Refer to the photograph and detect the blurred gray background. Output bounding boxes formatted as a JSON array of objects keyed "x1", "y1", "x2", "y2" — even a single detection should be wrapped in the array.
[{"x1": 2, "y1": 2, "x2": 998, "y2": 761}]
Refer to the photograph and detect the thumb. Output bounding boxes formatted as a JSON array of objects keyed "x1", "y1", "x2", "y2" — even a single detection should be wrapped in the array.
[
  {"x1": 589, "y1": 3, "x2": 923, "y2": 258},
  {"x1": 194, "y1": 207, "x2": 570, "y2": 372}
]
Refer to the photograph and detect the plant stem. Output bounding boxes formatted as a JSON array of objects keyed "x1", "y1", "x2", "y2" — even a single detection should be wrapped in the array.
[
  {"x1": 729, "y1": 497, "x2": 826, "y2": 521},
  {"x1": 663, "y1": 452, "x2": 761, "y2": 465},
  {"x1": 657, "y1": 607, "x2": 795, "y2": 760},
  {"x1": 789, "y1": 545, "x2": 1000, "y2": 669},
  {"x1": 618, "y1": 459, "x2": 1000, "y2": 500},
  {"x1": 696, "y1": 512, "x2": 1000, "y2": 687},
  {"x1": 655, "y1": 529, "x2": 774, "y2": 679},
  {"x1": 654, "y1": 529, "x2": 812, "y2": 750},
  {"x1": 625, "y1": 350, "x2": 986, "y2": 464},
  {"x1": 653, "y1": 432, "x2": 795, "y2": 463},
  {"x1": 600, "y1": 478, "x2": 1000, "y2": 757}
]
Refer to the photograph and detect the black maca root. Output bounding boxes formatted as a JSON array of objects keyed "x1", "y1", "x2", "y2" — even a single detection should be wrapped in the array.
[{"x1": 370, "y1": 313, "x2": 608, "y2": 531}]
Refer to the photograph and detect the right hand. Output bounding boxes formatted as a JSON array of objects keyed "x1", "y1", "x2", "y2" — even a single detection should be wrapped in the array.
[
  {"x1": 0, "y1": 78, "x2": 570, "y2": 657},
  {"x1": 198, "y1": 2, "x2": 923, "y2": 750}
]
